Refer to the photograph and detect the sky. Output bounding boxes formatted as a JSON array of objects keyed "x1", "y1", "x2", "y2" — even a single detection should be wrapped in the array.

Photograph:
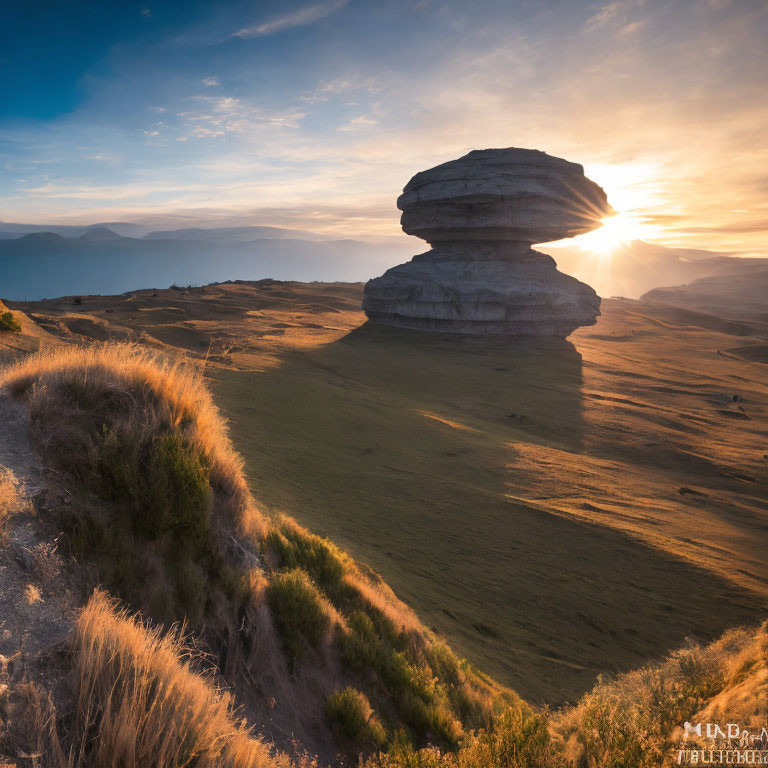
[{"x1": 1, "y1": 0, "x2": 767, "y2": 252}]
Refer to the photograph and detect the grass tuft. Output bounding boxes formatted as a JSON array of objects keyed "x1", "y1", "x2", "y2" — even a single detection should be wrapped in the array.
[
  {"x1": 326, "y1": 687, "x2": 387, "y2": 748},
  {"x1": 61, "y1": 589, "x2": 285, "y2": 767},
  {"x1": 0, "y1": 343, "x2": 262, "y2": 624},
  {"x1": 0, "y1": 342, "x2": 248, "y2": 504},
  {"x1": 0, "y1": 466, "x2": 23, "y2": 535},
  {"x1": 266, "y1": 568, "x2": 337, "y2": 666}
]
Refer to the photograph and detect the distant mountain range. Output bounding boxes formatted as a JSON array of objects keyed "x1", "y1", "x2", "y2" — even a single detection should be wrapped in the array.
[
  {"x1": 0, "y1": 225, "x2": 414, "y2": 300},
  {"x1": 0, "y1": 220, "x2": 149, "y2": 238},
  {"x1": 2, "y1": 222, "x2": 766, "y2": 307},
  {"x1": 643, "y1": 260, "x2": 768, "y2": 319}
]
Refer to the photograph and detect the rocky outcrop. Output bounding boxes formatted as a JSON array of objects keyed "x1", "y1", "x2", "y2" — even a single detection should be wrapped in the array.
[{"x1": 363, "y1": 148, "x2": 611, "y2": 337}]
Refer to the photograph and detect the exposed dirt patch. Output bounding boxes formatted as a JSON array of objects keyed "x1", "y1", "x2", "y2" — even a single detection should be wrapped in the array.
[{"x1": 0, "y1": 394, "x2": 76, "y2": 762}]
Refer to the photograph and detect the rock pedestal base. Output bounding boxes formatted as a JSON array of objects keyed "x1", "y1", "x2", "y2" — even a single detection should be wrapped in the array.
[{"x1": 363, "y1": 246, "x2": 600, "y2": 337}]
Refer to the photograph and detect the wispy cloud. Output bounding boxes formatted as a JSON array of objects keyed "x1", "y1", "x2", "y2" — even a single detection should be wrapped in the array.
[
  {"x1": 233, "y1": 0, "x2": 348, "y2": 39},
  {"x1": 202, "y1": 75, "x2": 220, "y2": 87},
  {"x1": 302, "y1": 75, "x2": 381, "y2": 103},
  {"x1": 585, "y1": 0, "x2": 648, "y2": 32},
  {"x1": 17, "y1": 180, "x2": 209, "y2": 201},
  {"x1": 176, "y1": 96, "x2": 305, "y2": 139},
  {"x1": 338, "y1": 115, "x2": 378, "y2": 132}
]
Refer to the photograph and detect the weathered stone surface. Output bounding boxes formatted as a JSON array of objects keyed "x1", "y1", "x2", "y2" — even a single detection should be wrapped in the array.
[
  {"x1": 397, "y1": 148, "x2": 611, "y2": 244},
  {"x1": 364, "y1": 248, "x2": 600, "y2": 336},
  {"x1": 363, "y1": 148, "x2": 609, "y2": 337}
]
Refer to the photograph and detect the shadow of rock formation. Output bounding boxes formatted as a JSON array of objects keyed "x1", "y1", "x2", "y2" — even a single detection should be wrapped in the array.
[{"x1": 212, "y1": 322, "x2": 767, "y2": 705}]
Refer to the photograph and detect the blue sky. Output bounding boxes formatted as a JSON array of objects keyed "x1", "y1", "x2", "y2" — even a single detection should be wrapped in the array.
[{"x1": 1, "y1": 0, "x2": 767, "y2": 252}]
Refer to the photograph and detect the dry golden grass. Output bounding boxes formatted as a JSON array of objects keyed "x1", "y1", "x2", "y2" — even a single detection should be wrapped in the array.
[
  {"x1": 669, "y1": 622, "x2": 768, "y2": 737},
  {"x1": 0, "y1": 343, "x2": 250, "y2": 513},
  {"x1": 61, "y1": 589, "x2": 286, "y2": 768},
  {"x1": 553, "y1": 622, "x2": 768, "y2": 767},
  {"x1": 0, "y1": 467, "x2": 21, "y2": 530},
  {"x1": 0, "y1": 342, "x2": 269, "y2": 625}
]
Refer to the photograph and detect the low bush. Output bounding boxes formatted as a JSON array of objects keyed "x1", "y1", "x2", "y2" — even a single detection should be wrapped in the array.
[
  {"x1": 572, "y1": 641, "x2": 728, "y2": 767},
  {"x1": 365, "y1": 707, "x2": 560, "y2": 768},
  {"x1": 263, "y1": 520, "x2": 353, "y2": 604},
  {"x1": 97, "y1": 428, "x2": 211, "y2": 544},
  {"x1": 326, "y1": 687, "x2": 387, "y2": 748},
  {"x1": 0, "y1": 311, "x2": 21, "y2": 333},
  {"x1": 266, "y1": 568, "x2": 335, "y2": 665},
  {"x1": 340, "y1": 611, "x2": 381, "y2": 669}
]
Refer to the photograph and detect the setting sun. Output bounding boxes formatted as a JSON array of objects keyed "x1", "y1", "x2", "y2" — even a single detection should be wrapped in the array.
[
  {"x1": 573, "y1": 211, "x2": 654, "y2": 255},
  {"x1": 540, "y1": 160, "x2": 666, "y2": 256}
]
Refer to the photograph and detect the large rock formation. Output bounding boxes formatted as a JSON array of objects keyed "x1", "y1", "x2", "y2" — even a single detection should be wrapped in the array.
[{"x1": 363, "y1": 148, "x2": 611, "y2": 336}]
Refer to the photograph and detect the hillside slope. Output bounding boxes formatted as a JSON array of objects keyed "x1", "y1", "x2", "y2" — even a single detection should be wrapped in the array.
[
  {"x1": 0, "y1": 342, "x2": 518, "y2": 764},
  {"x1": 7, "y1": 281, "x2": 768, "y2": 708},
  {"x1": 0, "y1": 310, "x2": 765, "y2": 765}
]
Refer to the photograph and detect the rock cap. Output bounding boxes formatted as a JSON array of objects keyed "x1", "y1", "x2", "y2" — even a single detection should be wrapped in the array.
[{"x1": 397, "y1": 147, "x2": 611, "y2": 244}]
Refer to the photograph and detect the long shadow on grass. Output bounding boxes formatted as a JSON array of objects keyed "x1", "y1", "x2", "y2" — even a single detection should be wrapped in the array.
[{"x1": 212, "y1": 321, "x2": 766, "y2": 706}]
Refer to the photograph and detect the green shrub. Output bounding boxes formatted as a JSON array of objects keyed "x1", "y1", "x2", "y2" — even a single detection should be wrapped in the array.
[
  {"x1": 386, "y1": 651, "x2": 436, "y2": 704},
  {"x1": 0, "y1": 311, "x2": 21, "y2": 333},
  {"x1": 365, "y1": 707, "x2": 560, "y2": 767},
  {"x1": 326, "y1": 687, "x2": 386, "y2": 748},
  {"x1": 98, "y1": 429, "x2": 211, "y2": 545},
  {"x1": 425, "y1": 643, "x2": 461, "y2": 688},
  {"x1": 341, "y1": 611, "x2": 382, "y2": 669},
  {"x1": 266, "y1": 568, "x2": 333, "y2": 665},
  {"x1": 264, "y1": 524, "x2": 352, "y2": 603}
]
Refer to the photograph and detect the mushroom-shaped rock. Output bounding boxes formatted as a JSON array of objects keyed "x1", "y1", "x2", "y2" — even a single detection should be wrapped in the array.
[
  {"x1": 398, "y1": 148, "x2": 611, "y2": 244},
  {"x1": 363, "y1": 147, "x2": 610, "y2": 337}
]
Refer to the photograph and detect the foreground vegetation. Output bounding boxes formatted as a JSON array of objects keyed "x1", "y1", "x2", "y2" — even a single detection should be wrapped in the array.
[
  {"x1": 2, "y1": 343, "x2": 255, "y2": 627},
  {"x1": 61, "y1": 590, "x2": 283, "y2": 767},
  {"x1": 15, "y1": 594, "x2": 761, "y2": 768},
  {"x1": 1, "y1": 341, "x2": 764, "y2": 766},
  {"x1": 366, "y1": 622, "x2": 768, "y2": 767},
  {"x1": 0, "y1": 344, "x2": 513, "y2": 758},
  {"x1": 0, "y1": 310, "x2": 21, "y2": 333}
]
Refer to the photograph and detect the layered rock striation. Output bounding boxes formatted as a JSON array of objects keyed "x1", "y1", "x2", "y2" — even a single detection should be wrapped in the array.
[{"x1": 363, "y1": 148, "x2": 611, "y2": 336}]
